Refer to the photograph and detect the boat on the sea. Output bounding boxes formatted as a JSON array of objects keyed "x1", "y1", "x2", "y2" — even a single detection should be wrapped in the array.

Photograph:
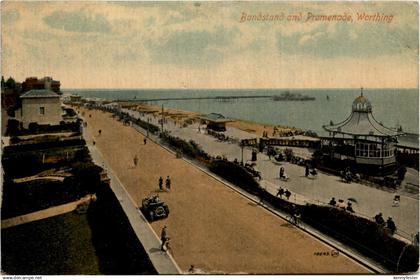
[{"x1": 272, "y1": 91, "x2": 315, "y2": 101}]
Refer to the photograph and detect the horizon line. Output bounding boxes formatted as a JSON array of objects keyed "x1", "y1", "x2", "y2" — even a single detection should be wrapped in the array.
[{"x1": 62, "y1": 87, "x2": 419, "y2": 91}]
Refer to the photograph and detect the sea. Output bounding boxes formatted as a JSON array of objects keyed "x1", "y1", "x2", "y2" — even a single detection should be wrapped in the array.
[{"x1": 66, "y1": 88, "x2": 419, "y2": 135}]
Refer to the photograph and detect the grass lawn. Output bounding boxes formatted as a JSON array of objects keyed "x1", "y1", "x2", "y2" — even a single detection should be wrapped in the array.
[{"x1": 2, "y1": 212, "x2": 101, "y2": 275}]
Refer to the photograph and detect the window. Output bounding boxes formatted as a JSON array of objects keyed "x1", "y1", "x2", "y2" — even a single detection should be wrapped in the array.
[{"x1": 40, "y1": 107, "x2": 45, "y2": 115}]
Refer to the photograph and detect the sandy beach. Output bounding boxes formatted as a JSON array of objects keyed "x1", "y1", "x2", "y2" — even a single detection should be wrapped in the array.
[
  {"x1": 81, "y1": 107, "x2": 370, "y2": 274},
  {"x1": 118, "y1": 102, "x2": 302, "y2": 138}
]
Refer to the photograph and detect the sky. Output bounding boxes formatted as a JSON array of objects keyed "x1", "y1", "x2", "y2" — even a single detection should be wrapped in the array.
[{"x1": 1, "y1": 1, "x2": 419, "y2": 89}]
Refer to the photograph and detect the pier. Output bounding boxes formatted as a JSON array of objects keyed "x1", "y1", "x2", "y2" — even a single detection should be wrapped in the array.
[{"x1": 117, "y1": 94, "x2": 315, "y2": 103}]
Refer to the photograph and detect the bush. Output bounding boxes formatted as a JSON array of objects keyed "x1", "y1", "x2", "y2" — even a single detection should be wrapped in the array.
[
  {"x1": 300, "y1": 204, "x2": 419, "y2": 272},
  {"x1": 5, "y1": 119, "x2": 20, "y2": 136},
  {"x1": 3, "y1": 138, "x2": 85, "y2": 153},
  {"x1": 208, "y1": 160, "x2": 260, "y2": 193},
  {"x1": 133, "y1": 118, "x2": 160, "y2": 134},
  {"x1": 160, "y1": 132, "x2": 211, "y2": 161},
  {"x1": 6, "y1": 121, "x2": 82, "y2": 136},
  {"x1": 284, "y1": 148, "x2": 294, "y2": 161}
]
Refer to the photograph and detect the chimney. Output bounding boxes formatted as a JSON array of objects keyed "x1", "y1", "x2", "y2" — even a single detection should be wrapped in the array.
[{"x1": 44, "y1": 77, "x2": 52, "y2": 90}]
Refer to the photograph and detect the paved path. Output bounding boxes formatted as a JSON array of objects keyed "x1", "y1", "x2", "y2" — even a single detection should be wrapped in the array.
[
  {"x1": 126, "y1": 109, "x2": 419, "y2": 240},
  {"x1": 83, "y1": 124, "x2": 181, "y2": 275},
  {"x1": 1, "y1": 194, "x2": 95, "y2": 229}
]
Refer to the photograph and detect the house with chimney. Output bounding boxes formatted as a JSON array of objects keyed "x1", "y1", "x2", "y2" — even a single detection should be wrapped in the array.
[{"x1": 15, "y1": 78, "x2": 63, "y2": 129}]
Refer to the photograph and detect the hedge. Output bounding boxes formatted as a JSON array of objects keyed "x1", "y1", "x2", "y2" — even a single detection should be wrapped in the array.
[
  {"x1": 4, "y1": 138, "x2": 86, "y2": 153},
  {"x1": 160, "y1": 132, "x2": 211, "y2": 162},
  {"x1": 208, "y1": 160, "x2": 260, "y2": 193},
  {"x1": 1, "y1": 161, "x2": 102, "y2": 219},
  {"x1": 6, "y1": 119, "x2": 82, "y2": 136},
  {"x1": 300, "y1": 204, "x2": 419, "y2": 272},
  {"x1": 132, "y1": 118, "x2": 160, "y2": 134}
]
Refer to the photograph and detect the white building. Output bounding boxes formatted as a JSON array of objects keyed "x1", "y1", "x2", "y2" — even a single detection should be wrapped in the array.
[{"x1": 17, "y1": 89, "x2": 62, "y2": 129}]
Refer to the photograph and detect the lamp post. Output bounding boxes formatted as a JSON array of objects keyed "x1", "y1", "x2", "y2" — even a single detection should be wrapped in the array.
[
  {"x1": 240, "y1": 141, "x2": 244, "y2": 165},
  {"x1": 161, "y1": 104, "x2": 164, "y2": 134}
]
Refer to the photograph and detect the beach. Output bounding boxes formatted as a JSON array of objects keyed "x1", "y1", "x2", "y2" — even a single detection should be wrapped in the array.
[
  {"x1": 80, "y1": 107, "x2": 371, "y2": 274},
  {"x1": 118, "y1": 101, "x2": 300, "y2": 138}
]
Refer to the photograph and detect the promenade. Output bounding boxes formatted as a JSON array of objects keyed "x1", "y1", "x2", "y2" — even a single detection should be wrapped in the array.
[
  {"x1": 81, "y1": 108, "x2": 371, "y2": 274},
  {"x1": 125, "y1": 109, "x2": 419, "y2": 240}
]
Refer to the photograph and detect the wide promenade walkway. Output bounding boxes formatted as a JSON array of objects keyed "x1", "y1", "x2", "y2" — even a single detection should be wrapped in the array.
[{"x1": 126, "y1": 109, "x2": 419, "y2": 240}]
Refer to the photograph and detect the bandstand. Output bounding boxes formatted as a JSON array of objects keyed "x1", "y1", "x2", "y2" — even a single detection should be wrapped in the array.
[{"x1": 322, "y1": 89, "x2": 404, "y2": 174}]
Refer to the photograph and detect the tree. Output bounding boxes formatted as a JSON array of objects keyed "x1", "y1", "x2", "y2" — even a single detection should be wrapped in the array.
[{"x1": 5, "y1": 77, "x2": 16, "y2": 89}]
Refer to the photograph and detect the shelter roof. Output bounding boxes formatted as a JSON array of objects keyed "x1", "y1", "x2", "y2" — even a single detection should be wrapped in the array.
[{"x1": 200, "y1": 113, "x2": 232, "y2": 123}]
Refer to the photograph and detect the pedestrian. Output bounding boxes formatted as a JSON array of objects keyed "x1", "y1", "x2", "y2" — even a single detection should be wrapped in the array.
[
  {"x1": 98, "y1": 129, "x2": 102, "y2": 135},
  {"x1": 329, "y1": 197, "x2": 337, "y2": 206},
  {"x1": 166, "y1": 176, "x2": 171, "y2": 191},
  {"x1": 133, "y1": 155, "x2": 138, "y2": 167},
  {"x1": 188, "y1": 265, "x2": 195, "y2": 274},
  {"x1": 159, "y1": 176, "x2": 163, "y2": 191},
  {"x1": 305, "y1": 165, "x2": 309, "y2": 177},
  {"x1": 279, "y1": 167, "x2": 285, "y2": 179},
  {"x1": 386, "y1": 217, "x2": 396, "y2": 235},
  {"x1": 276, "y1": 187, "x2": 284, "y2": 198},
  {"x1": 346, "y1": 202, "x2": 355, "y2": 213},
  {"x1": 160, "y1": 225, "x2": 168, "y2": 251},
  {"x1": 285, "y1": 189, "x2": 291, "y2": 200},
  {"x1": 374, "y1": 212, "x2": 385, "y2": 226},
  {"x1": 144, "y1": 138, "x2": 147, "y2": 145},
  {"x1": 392, "y1": 195, "x2": 400, "y2": 207},
  {"x1": 251, "y1": 149, "x2": 257, "y2": 161}
]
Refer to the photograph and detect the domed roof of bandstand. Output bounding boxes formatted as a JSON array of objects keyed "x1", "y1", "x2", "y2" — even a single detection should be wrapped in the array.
[{"x1": 323, "y1": 88, "x2": 403, "y2": 139}]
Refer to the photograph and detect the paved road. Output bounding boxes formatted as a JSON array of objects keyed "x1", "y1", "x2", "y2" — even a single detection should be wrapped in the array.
[{"x1": 126, "y1": 109, "x2": 419, "y2": 240}]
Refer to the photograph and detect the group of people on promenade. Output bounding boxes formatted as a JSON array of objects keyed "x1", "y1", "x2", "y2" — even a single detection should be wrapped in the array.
[
  {"x1": 276, "y1": 187, "x2": 292, "y2": 200},
  {"x1": 374, "y1": 213, "x2": 397, "y2": 235},
  {"x1": 159, "y1": 176, "x2": 172, "y2": 191},
  {"x1": 328, "y1": 197, "x2": 355, "y2": 213}
]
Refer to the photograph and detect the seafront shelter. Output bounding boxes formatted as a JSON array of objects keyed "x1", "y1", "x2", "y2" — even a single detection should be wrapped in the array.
[
  {"x1": 200, "y1": 113, "x2": 232, "y2": 132},
  {"x1": 322, "y1": 90, "x2": 404, "y2": 174}
]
